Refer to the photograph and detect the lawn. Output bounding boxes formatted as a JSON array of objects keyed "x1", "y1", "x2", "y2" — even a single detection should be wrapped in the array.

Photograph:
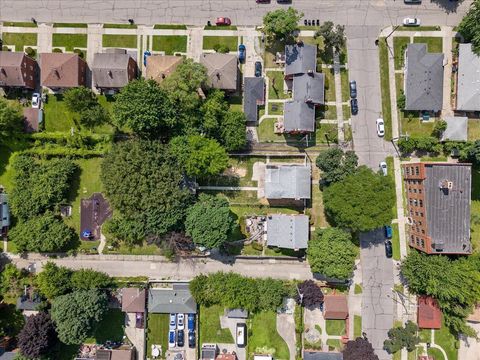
[
  {"x1": 391, "y1": 223, "x2": 401, "y2": 261},
  {"x1": 146, "y1": 313, "x2": 169, "y2": 359},
  {"x1": 152, "y1": 35, "x2": 187, "y2": 54},
  {"x1": 401, "y1": 116, "x2": 435, "y2": 137},
  {"x1": 433, "y1": 323, "x2": 459, "y2": 360},
  {"x1": 342, "y1": 104, "x2": 351, "y2": 120},
  {"x1": 317, "y1": 104, "x2": 337, "y2": 120},
  {"x1": 52, "y1": 34, "x2": 88, "y2": 51},
  {"x1": 468, "y1": 119, "x2": 480, "y2": 141},
  {"x1": 413, "y1": 37, "x2": 443, "y2": 54},
  {"x1": 340, "y1": 69, "x2": 350, "y2": 102},
  {"x1": 471, "y1": 200, "x2": 480, "y2": 253},
  {"x1": 154, "y1": 24, "x2": 187, "y2": 29},
  {"x1": 202, "y1": 36, "x2": 238, "y2": 51},
  {"x1": 44, "y1": 94, "x2": 76, "y2": 132},
  {"x1": 103, "y1": 23, "x2": 138, "y2": 29},
  {"x1": 316, "y1": 123, "x2": 338, "y2": 144},
  {"x1": 105, "y1": 241, "x2": 163, "y2": 255},
  {"x1": 354, "y1": 284, "x2": 362, "y2": 294},
  {"x1": 204, "y1": 25, "x2": 238, "y2": 30},
  {"x1": 354, "y1": 315, "x2": 362, "y2": 338},
  {"x1": 264, "y1": 39, "x2": 286, "y2": 68},
  {"x1": 1, "y1": 32, "x2": 37, "y2": 52},
  {"x1": 397, "y1": 26, "x2": 440, "y2": 31},
  {"x1": 325, "y1": 319, "x2": 346, "y2": 336},
  {"x1": 379, "y1": 38, "x2": 392, "y2": 141},
  {"x1": 326, "y1": 339, "x2": 343, "y2": 351},
  {"x1": 395, "y1": 73, "x2": 404, "y2": 99},
  {"x1": 267, "y1": 71, "x2": 290, "y2": 100},
  {"x1": 85, "y1": 309, "x2": 124, "y2": 344},
  {"x1": 53, "y1": 23, "x2": 88, "y2": 28},
  {"x1": 323, "y1": 68, "x2": 336, "y2": 103},
  {"x1": 393, "y1": 37, "x2": 410, "y2": 70},
  {"x1": 427, "y1": 348, "x2": 445, "y2": 360},
  {"x1": 344, "y1": 124, "x2": 352, "y2": 141},
  {"x1": 102, "y1": 34, "x2": 137, "y2": 48},
  {"x1": 199, "y1": 305, "x2": 234, "y2": 344},
  {"x1": 2, "y1": 21, "x2": 37, "y2": 27},
  {"x1": 268, "y1": 102, "x2": 284, "y2": 115},
  {"x1": 248, "y1": 311, "x2": 290, "y2": 360},
  {"x1": 227, "y1": 95, "x2": 242, "y2": 112}
]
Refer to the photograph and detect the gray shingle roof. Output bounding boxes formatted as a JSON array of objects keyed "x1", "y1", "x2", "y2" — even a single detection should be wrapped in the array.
[
  {"x1": 92, "y1": 52, "x2": 136, "y2": 89},
  {"x1": 424, "y1": 163, "x2": 471, "y2": 254},
  {"x1": 285, "y1": 44, "x2": 317, "y2": 76},
  {"x1": 0, "y1": 193, "x2": 10, "y2": 229},
  {"x1": 284, "y1": 101, "x2": 315, "y2": 132},
  {"x1": 244, "y1": 77, "x2": 265, "y2": 123},
  {"x1": 303, "y1": 352, "x2": 343, "y2": 360},
  {"x1": 405, "y1": 43, "x2": 444, "y2": 112},
  {"x1": 200, "y1": 53, "x2": 238, "y2": 91},
  {"x1": 293, "y1": 72, "x2": 325, "y2": 104},
  {"x1": 148, "y1": 284, "x2": 197, "y2": 314},
  {"x1": 264, "y1": 164, "x2": 311, "y2": 200},
  {"x1": 227, "y1": 308, "x2": 248, "y2": 318},
  {"x1": 266, "y1": 214, "x2": 309, "y2": 249},
  {"x1": 457, "y1": 43, "x2": 480, "y2": 111},
  {"x1": 441, "y1": 117, "x2": 468, "y2": 142}
]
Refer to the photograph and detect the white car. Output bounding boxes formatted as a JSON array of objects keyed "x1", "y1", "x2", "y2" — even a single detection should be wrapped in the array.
[
  {"x1": 403, "y1": 17, "x2": 420, "y2": 26},
  {"x1": 31, "y1": 93, "x2": 41, "y2": 108},
  {"x1": 177, "y1": 313, "x2": 185, "y2": 330},
  {"x1": 169, "y1": 313, "x2": 176, "y2": 330},
  {"x1": 379, "y1": 161, "x2": 387, "y2": 176},
  {"x1": 376, "y1": 118, "x2": 385, "y2": 137}
]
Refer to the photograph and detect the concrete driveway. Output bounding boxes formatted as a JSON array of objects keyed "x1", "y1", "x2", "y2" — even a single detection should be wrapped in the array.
[
  {"x1": 219, "y1": 315, "x2": 246, "y2": 360},
  {"x1": 459, "y1": 323, "x2": 480, "y2": 360},
  {"x1": 124, "y1": 313, "x2": 145, "y2": 360}
]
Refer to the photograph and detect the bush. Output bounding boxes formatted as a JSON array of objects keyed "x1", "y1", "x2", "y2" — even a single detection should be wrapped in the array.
[
  {"x1": 73, "y1": 48, "x2": 85, "y2": 59},
  {"x1": 252, "y1": 242, "x2": 263, "y2": 251},
  {"x1": 397, "y1": 90, "x2": 406, "y2": 110},
  {"x1": 25, "y1": 47, "x2": 35, "y2": 57},
  {"x1": 52, "y1": 48, "x2": 63, "y2": 53}
]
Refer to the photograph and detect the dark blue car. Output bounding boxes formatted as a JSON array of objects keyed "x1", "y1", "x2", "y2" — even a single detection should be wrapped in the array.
[
  {"x1": 384, "y1": 225, "x2": 393, "y2": 239},
  {"x1": 188, "y1": 313, "x2": 195, "y2": 331},
  {"x1": 238, "y1": 44, "x2": 246, "y2": 63}
]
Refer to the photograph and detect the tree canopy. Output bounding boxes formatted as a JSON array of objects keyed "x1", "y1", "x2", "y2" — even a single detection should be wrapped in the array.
[
  {"x1": 296, "y1": 280, "x2": 324, "y2": 308},
  {"x1": 383, "y1": 321, "x2": 420, "y2": 354},
  {"x1": 71, "y1": 269, "x2": 113, "y2": 291},
  {"x1": 0, "y1": 97, "x2": 23, "y2": 137},
  {"x1": 316, "y1": 147, "x2": 358, "y2": 185},
  {"x1": 64, "y1": 86, "x2": 97, "y2": 113},
  {"x1": 220, "y1": 111, "x2": 247, "y2": 151},
  {"x1": 185, "y1": 194, "x2": 235, "y2": 249},
  {"x1": 323, "y1": 166, "x2": 395, "y2": 232},
  {"x1": 35, "y1": 262, "x2": 73, "y2": 299},
  {"x1": 315, "y1": 21, "x2": 346, "y2": 51},
  {"x1": 307, "y1": 228, "x2": 358, "y2": 280},
  {"x1": 262, "y1": 7, "x2": 303, "y2": 40},
  {"x1": 458, "y1": 0, "x2": 480, "y2": 55},
  {"x1": 18, "y1": 312, "x2": 58, "y2": 359},
  {"x1": 343, "y1": 337, "x2": 379, "y2": 360}
]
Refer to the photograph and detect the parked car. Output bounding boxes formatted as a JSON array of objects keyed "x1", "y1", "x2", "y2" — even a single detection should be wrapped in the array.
[
  {"x1": 404, "y1": 0, "x2": 421, "y2": 3},
  {"x1": 379, "y1": 161, "x2": 387, "y2": 176},
  {"x1": 188, "y1": 314, "x2": 195, "y2": 331},
  {"x1": 236, "y1": 323, "x2": 247, "y2": 348},
  {"x1": 31, "y1": 93, "x2": 41, "y2": 108},
  {"x1": 188, "y1": 330, "x2": 196, "y2": 348},
  {"x1": 385, "y1": 240, "x2": 393, "y2": 258},
  {"x1": 277, "y1": 0, "x2": 292, "y2": 3},
  {"x1": 349, "y1": 80, "x2": 357, "y2": 98},
  {"x1": 177, "y1": 313, "x2": 185, "y2": 330},
  {"x1": 256, "y1": 0, "x2": 271, "y2": 3},
  {"x1": 403, "y1": 17, "x2": 421, "y2": 26},
  {"x1": 350, "y1": 98, "x2": 358, "y2": 115},
  {"x1": 168, "y1": 330, "x2": 176, "y2": 348},
  {"x1": 169, "y1": 313, "x2": 176, "y2": 330},
  {"x1": 238, "y1": 44, "x2": 246, "y2": 63},
  {"x1": 216, "y1": 17, "x2": 231, "y2": 26},
  {"x1": 384, "y1": 225, "x2": 393, "y2": 239},
  {"x1": 376, "y1": 118, "x2": 385, "y2": 137},
  {"x1": 177, "y1": 329, "x2": 185, "y2": 347},
  {"x1": 255, "y1": 61, "x2": 262, "y2": 77}
]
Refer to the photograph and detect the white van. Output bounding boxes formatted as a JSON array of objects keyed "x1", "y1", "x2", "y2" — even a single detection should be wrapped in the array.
[{"x1": 236, "y1": 323, "x2": 247, "y2": 348}]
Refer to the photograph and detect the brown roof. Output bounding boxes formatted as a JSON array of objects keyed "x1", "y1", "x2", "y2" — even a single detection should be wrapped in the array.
[
  {"x1": 121, "y1": 288, "x2": 146, "y2": 313},
  {"x1": 323, "y1": 295, "x2": 348, "y2": 320},
  {"x1": 23, "y1": 108, "x2": 41, "y2": 133},
  {"x1": 145, "y1": 55, "x2": 183, "y2": 83},
  {"x1": 40, "y1": 53, "x2": 86, "y2": 88},
  {"x1": 467, "y1": 304, "x2": 480, "y2": 323},
  {"x1": 0, "y1": 52, "x2": 36, "y2": 88},
  {"x1": 200, "y1": 53, "x2": 238, "y2": 91},
  {"x1": 96, "y1": 348, "x2": 134, "y2": 360},
  {"x1": 417, "y1": 295, "x2": 442, "y2": 329},
  {"x1": 216, "y1": 354, "x2": 237, "y2": 360}
]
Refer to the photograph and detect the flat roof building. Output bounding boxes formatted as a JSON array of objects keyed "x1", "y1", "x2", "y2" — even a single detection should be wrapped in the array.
[{"x1": 456, "y1": 43, "x2": 480, "y2": 111}]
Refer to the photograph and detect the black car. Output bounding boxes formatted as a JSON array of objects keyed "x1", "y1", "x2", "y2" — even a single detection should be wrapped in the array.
[
  {"x1": 385, "y1": 241, "x2": 393, "y2": 258},
  {"x1": 349, "y1": 80, "x2": 357, "y2": 98},
  {"x1": 177, "y1": 329, "x2": 185, "y2": 347},
  {"x1": 188, "y1": 330, "x2": 196, "y2": 348},
  {"x1": 350, "y1": 98, "x2": 358, "y2": 115},
  {"x1": 255, "y1": 61, "x2": 262, "y2": 77}
]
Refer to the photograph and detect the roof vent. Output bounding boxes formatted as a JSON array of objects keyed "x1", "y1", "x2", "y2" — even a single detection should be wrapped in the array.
[{"x1": 216, "y1": 72, "x2": 221, "y2": 79}]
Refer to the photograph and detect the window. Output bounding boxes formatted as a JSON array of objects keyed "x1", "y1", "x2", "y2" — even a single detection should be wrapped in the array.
[
  {"x1": 406, "y1": 167, "x2": 410, "y2": 175},
  {"x1": 420, "y1": 239, "x2": 425, "y2": 248},
  {"x1": 408, "y1": 188, "x2": 412, "y2": 193},
  {"x1": 415, "y1": 211, "x2": 419, "y2": 216},
  {"x1": 414, "y1": 199, "x2": 418, "y2": 206},
  {"x1": 411, "y1": 167, "x2": 414, "y2": 174},
  {"x1": 419, "y1": 200, "x2": 423, "y2": 207},
  {"x1": 418, "y1": 188, "x2": 422, "y2": 194},
  {"x1": 421, "y1": 229, "x2": 425, "y2": 234},
  {"x1": 413, "y1": 188, "x2": 417, "y2": 193},
  {"x1": 415, "y1": 166, "x2": 419, "y2": 175},
  {"x1": 420, "y1": 212, "x2": 424, "y2": 217}
]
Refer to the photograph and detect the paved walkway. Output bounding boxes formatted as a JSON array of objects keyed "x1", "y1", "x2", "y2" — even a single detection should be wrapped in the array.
[
  {"x1": 277, "y1": 313, "x2": 296, "y2": 360},
  {"x1": 441, "y1": 26, "x2": 454, "y2": 117},
  {"x1": 333, "y1": 51, "x2": 344, "y2": 143}
]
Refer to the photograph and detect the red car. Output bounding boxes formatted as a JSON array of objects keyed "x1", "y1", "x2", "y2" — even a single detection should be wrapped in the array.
[{"x1": 216, "y1": 17, "x2": 231, "y2": 26}]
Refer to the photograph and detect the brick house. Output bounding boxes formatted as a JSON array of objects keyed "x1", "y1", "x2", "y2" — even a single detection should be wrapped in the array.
[
  {"x1": 40, "y1": 53, "x2": 86, "y2": 90},
  {"x1": 0, "y1": 51, "x2": 37, "y2": 89}
]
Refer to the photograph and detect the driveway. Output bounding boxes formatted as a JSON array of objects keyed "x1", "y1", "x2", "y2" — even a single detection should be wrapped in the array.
[
  {"x1": 459, "y1": 323, "x2": 480, "y2": 360},
  {"x1": 219, "y1": 315, "x2": 246, "y2": 360},
  {"x1": 124, "y1": 313, "x2": 145, "y2": 360},
  {"x1": 360, "y1": 229, "x2": 395, "y2": 360},
  {"x1": 277, "y1": 313, "x2": 296, "y2": 360}
]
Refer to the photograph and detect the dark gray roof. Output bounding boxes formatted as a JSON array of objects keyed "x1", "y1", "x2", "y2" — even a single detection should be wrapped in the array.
[
  {"x1": 303, "y1": 351, "x2": 343, "y2": 360},
  {"x1": 0, "y1": 352, "x2": 16, "y2": 360},
  {"x1": 284, "y1": 101, "x2": 315, "y2": 132},
  {"x1": 0, "y1": 193, "x2": 9, "y2": 228},
  {"x1": 227, "y1": 308, "x2": 248, "y2": 318},
  {"x1": 457, "y1": 43, "x2": 480, "y2": 111},
  {"x1": 266, "y1": 214, "x2": 309, "y2": 249},
  {"x1": 16, "y1": 294, "x2": 42, "y2": 311},
  {"x1": 92, "y1": 52, "x2": 136, "y2": 89},
  {"x1": 264, "y1": 164, "x2": 311, "y2": 200},
  {"x1": 424, "y1": 163, "x2": 471, "y2": 254},
  {"x1": 148, "y1": 283, "x2": 197, "y2": 314},
  {"x1": 293, "y1": 72, "x2": 325, "y2": 104},
  {"x1": 244, "y1": 77, "x2": 265, "y2": 123},
  {"x1": 285, "y1": 44, "x2": 317, "y2": 76},
  {"x1": 441, "y1": 117, "x2": 468, "y2": 142},
  {"x1": 405, "y1": 43, "x2": 444, "y2": 112}
]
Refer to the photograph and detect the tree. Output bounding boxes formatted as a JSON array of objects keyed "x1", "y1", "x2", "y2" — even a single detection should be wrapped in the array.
[
  {"x1": 113, "y1": 79, "x2": 175, "y2": 137},
  {"x1": 468, "y1": 139, "x2": 480, "y2": 165},
  {"x1": 101, "y1": 140, "x2": 193, "y2": 240},
  {"x1": 51, "y1": 290, "x2": 108, "y2": 344},
  {"x1": 35, "y1": 262, "x2": 72, "y2": 299},
  {"x1": 201, "y1": 89, "x2": 229, "y2": 136},
  {"x1": 315, "y1": 21, "x2": 346, "y2": 51},
  {"x1": 458, "y1": 0, "x2": 480, "y2": 55},
  {"x1": 262, "y1": 7, "x2": 303, "y2": 40},
  {"x1": 0, "y1": 97, "x2": 23, "y2": 137},
  {"x1": 63, "y1": 86, "x2": 97, "y2": 113},
  {"x1": 0, "y1": 264, "x2": 30, "y2": 304},
  {"x1": 220, "y1": 111, "x2": 247, "y2": 151},
  {"x1": 383, "y1": 321, "x2": 420, "y2": 354},
  {"x1": 71, "y1": 269, "x2": 113, "y2": 291},
  {"x1": 316, "y1": 147, "x2": 358, "y2": 185},
  {"x1": 307, "y1": 228, "x2": 357, "y2": 280},
  {"x1": 9, "y1": 211, "x2": 77, "y2": 252},
  {"x1": 79, "y1": 104, "x2": 109, "y2": 129},
  {"x1": 397, "y1": 90, "x2": 406, "y2": 110},
  {"x1": 169, "y1": 135, "x2": 229, "y2": 177},
  {"x1": 18, "y1": 312, "x2": 57, "y2": 359},
  {"x1": 323, "y1": 166, "x2": 395, "y2": 232},
  {"x1": 185, "y1": 194, "x2": 235, "y2": 249},
  {"x1": 295, "y1": 280, "x2": 324, "y2": 308},
  {"x1": 146, "y1": 231, "x2": 195, "y2": 255},
  {"x1": 343, "y1": 337, "x2": 379, "y2": 360},
  {"x1": 432, "y1": 120, "x2": 447, "y2": 138}
]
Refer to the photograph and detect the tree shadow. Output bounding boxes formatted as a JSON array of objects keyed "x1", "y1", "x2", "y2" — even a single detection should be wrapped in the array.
[{"x1": 429, "y1": 0, "x2": 465, "y2": 14}]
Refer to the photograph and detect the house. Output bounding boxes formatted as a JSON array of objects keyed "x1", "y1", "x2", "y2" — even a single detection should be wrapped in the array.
[
  {"x1": 456, "y1": 43, "x2": 480, "y2": 112},
  {"x1": 402, "y1": 162, "x2": 471, "y2": 254},
  {"x1": 148, "y1": 283, "x2": 197, "y2": 314},
  {"x1": 39, "y1": 52, "x2": 86, "y2": 90},
  {"x1": 440, "y1": 117, "x2": 467, "y2": 142},
  {"x1": 0, "y1": 192, "x2": 10, "y2": 238},
  {"x1": 145, "y1": 55, "x2": 183, "y2": 84},
  {"x1": 284, "y1": 101, "x2": 315, "y2": 133},
  {"x1": 417, "y1": 295, "x2": 442, "y2": 329},
  {"x1": 201, "y1": 344, "x2": 218, "y2": 360},
  {"x1": 285, "y1": 43, "x2": 317, "y2": 77},
  {"x1": 23, "y1": 108, "x2": 43, "y2": 133},
  {"x1": 92, "y1": 50, "x2": 137, "y2": 92},
  {"x1": 303, "y1": 351, "x2": 343, "y2": 360},
  {"x1": 243, "y1": 77, "x2": 265, "y2": 123},
  {"x1": 227, "y1": 308, "x2": 248, "y2": 319},
  {"x1": 293, "y1": 72, "x2": 325, "y2": 104},
  {"x1": 404, "y1": 43, "x2": 444, "y2": 112},
  {"x1": 0, "y1": 51, "x2": 36, "y2": 89},
  {"x1": 121, "y1": 288, "x2": 146, "y2": 328},
  {"x1": 16, "y1": 291, "x2": 42, "y2": 317},
  {"x1": 323, "y1": 295, "x2": 348, "y2": 320},
  {"x1": 95, "y1": 348, "x2": 135, "y2": 360},
  {"x1": 200, "y1": 53, "x2": 238, "y2": 91},
  {"x1": 266, "y1": 214, "x2": 309, "y2": 250},
  {"x1": 216, "y1": 353, "x2": 237, "y2": 360},
  {"x1": 264, "y1": 164, "x2": 311, "y2": 200}
]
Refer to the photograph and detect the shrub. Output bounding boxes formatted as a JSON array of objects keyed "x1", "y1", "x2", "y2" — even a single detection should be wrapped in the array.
[
  {"x1": 25, "y1": 47, "x2": 35, "y2": 57},
  {"x1": 52, "y1": 48, "x2": 63, "y2": 53}
]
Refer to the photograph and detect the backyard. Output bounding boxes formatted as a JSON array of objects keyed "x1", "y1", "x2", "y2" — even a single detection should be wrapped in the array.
[
  {"x1": 146, "y1": 313, "x2": 169, "y2": 359},
  {"x1": 267, "y1": 71, "x2": 290, "y2": 100},
  {"x1": 85, "y1": 309, "x2": 124, "y2": 344},
  {"x1": 247, "y1": 311, "x2": 289, "y2": 360},
  {"x1": 199, "y1": 305, "x2": 234, "y2": 345},
  {"x1": 152, "y1": 35, "x2": 187, "y2": 54}
]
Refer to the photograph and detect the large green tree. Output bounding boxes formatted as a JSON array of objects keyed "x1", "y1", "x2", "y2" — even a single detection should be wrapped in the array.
[
  {"x1": 315, "y1": 21, "x2": 346, "y2": 51},
  {"x1": 0, "y1": 97, "x2": 23, "y2": 138},
  {"x1": 307, "y1": 228, "x2": 357, "y2": 280},
  {"x1": 262, "y1": 7, "x2": 303, "y2": 40},
  {"x1": 323, "y1": 166, "x2": 395, "y2": 232},
  {"x1": 220, "y1": 111, "x2": 247, "y2": 151},
  {"x1": 458, "y1": 0, "x2": 480, "y2": 55},
  {"x1": 383, "y1": 321, "x2": 420, "y2": 354},
  {"x1": 71, "y1": 269, "x2": 113, "y2": 291},
  {"x1": 185, "y1": 194, "x2": 235, "y2": 249},
  {"x1": 343, "y1": 337, "x2": 379, "y2": 360},
  {"x1": 35, "y1": 262, "x2": 73, "y2": 299},
  {"x1": 63, "y1": 86, "x2": 97, "y2": 113},
  {"x1": 316, "y1": 147, "x2": 358, "y2": 185},
  {"x1": 18, "y1": 312, "x2": 58, "y2": 359},
  {"x1": 51, "y1": 290, "x2": 108, "y2": 344}
]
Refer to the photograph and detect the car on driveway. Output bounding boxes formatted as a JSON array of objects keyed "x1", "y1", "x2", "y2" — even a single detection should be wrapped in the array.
[
  {"x1": 255, "y1": 61, "x2": 262, "y2": 77},
  {"x1": 379, "y1": 161, "x2": 387, "y2": 176},
  {"x1": 177, "y1": 329, "x2": 185, "y2": 347},
  {"x1": 238, "y1": 44, "x2": 246, "y2": 63},
  {"x1": 236, "y1": 323, "x2": 247, "y2": 348},
  {"x1": 385, "y1": 240, "x2": 393, "y2": 258},
  {"x1": 31, "y1": 93, "x2": 41, "y2": 108},
  {"x1": 216, "y1": 17, "x2": 231, "y2": 26},
  {"x1": 177, "y1": 313, "x2": 185, "y2": 330},
  {"x1": 188, "y1": 330, "x2": 196, "y2": 348},
  {"x1": 403, "y1": 17, "x2": 421, "y2": 26},
  {"x1": 376, "y1": 118, "x2": 385, "y2": 137},
  {"x1": 349, "y1": 80, "x2": 357, "y2": 98},
  {"x1": 168, "y1": 330, "x2": 176, "y2": 348},
  {"x1": 350, "y1": 98, "x2": 358, "y2": 115},
  {"x1": 169, "y1": 313, "x2": 176, "y2": 330},
  {"x1": 188, "y1": 314, "x2": 195, "y2": 331},
  {"x1": 384, "y1": 225, "x2": 393, "y2": 239}
]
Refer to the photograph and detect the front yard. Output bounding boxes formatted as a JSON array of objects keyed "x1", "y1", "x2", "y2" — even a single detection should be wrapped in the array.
[
  {"x1": 102, "y1": 34, "x2": 137, "y2": 48},
  {"x1": 52, "y1": 33, "x2": 88, "y2": 51},
  {"x1": 202, "y1": 36, "x2": 238, "y2": 51},
  {"x1": 247, "y1": 311, "x2": 290, "y2": 360},
  {"x1": 325, "y1": 319, "x2": 346, "y2": 336},
  {"x1": 152, "y1": 35, "x2": 187, "y2": 54},
  {"x1": 146, "y1": 313, "x2": 170, "y2": 359},
  {"x1": 1, "y1": 32, "x2": 37, "y2": 52},
  {"x1": 413, "y1": 37, "x2": 443, "y2": 53}
]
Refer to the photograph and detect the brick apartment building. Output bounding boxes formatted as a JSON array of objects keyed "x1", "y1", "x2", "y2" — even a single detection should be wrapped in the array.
[{"x1": 402, "y1": 162, "x2": 472, "y2": 254}]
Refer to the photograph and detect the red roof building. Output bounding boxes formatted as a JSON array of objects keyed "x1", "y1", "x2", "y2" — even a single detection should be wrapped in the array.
[
  {"x1": 323, "y1": 295, "x2": 348, "y2": 320},
  {"x1": 417, "y1": 296, "x2": 442, "y2": 329}
]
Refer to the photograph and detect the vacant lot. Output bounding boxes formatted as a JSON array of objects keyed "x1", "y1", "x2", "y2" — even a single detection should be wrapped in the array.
[{"x1": 199, "y1": 305, "x2": 234, "y2": 344}]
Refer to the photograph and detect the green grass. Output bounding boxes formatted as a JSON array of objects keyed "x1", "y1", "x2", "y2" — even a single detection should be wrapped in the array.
[
  {"x1": 326, "y1": 339, "x2": 343, "y2": 351},
  {"x1": 43, "y1": 95, "x2": 76, "y2": 132},
  {"x1": 340, "y1": 68, "x2": 350, "y2": 102},
  {"x1": 419, "y1": 328, "x2": 431, "y2": 343},
  {"x1": 85, "y1": 309, "x2": 124, "y2": 344},
  {"x1": 154, "y1": 24, "x2": 187, "y2": 29},
  {"x1": 420, "y1": 156, "x2": 447, "y2": 162},
  {"x1": 248, "y1": 311, "x2": 290, "y2": 360},
  {"x1": 318, "y1": 104, "x2": 337, "y2": 120},
  {"x1": 344, "y1": 124, "x2": 352, "y2": 141},
  {"x1": 395, "y1": 73, "x2": 404, "y2": 100},
  {"x1": 316, "y1": 123, "x2": 338, "y2": 144},
  {"x1": 397, "y1": 26, "x2": 440, "y2": 31},
  {"x1": 53, "y1": 23, "x2": 88, "y2": 28},
  {"x1": 264, "y1": 247, "x2": 304, "y2": 257},
  {"x1": 204, "y1": 25, "x2": 238, "y2": 30},
  {"x1": 468, "y1": 119, "x2": 480, "y2": 141},
  {"x1": 267, "y1": 71, "x2": 290, "y2": 100},
  {"x1": 152, "y1": 35, "x2": 187, "y2": 54},
  {"x1": 354, "y1": 284, "x2": 362, "y2": 294},
  {"x1": 268, "y1": 102, "x2": 284, "y2": 115},
  {"x1": 0, "y1": 145, "x2": 17, "y2": 191},
  {"x1": 427, "y1": 348, "x2": 445, "y2": 360},
  {"x1": 264, "y1": 39, "x2": 286, "y2": 68},
  {"x1": 379, "y1": 38, "x2": 392, "y2": 141},
  {"x1": 227, "y1": 95, "x2": 242, "y2": 112},
  {"x1": 393, "y1": 37, "x2": 410, "y2": 70},
  {"x1": 103, "y1": 23, "x2": 138, "y2": 29},
  {"x1": 433, "y1": 323, "x2": 459, "y2": 360},
  {"x1": 401, "y1": 116, "x2": 435, "y2": 137},
  {"x1": 323, "y1": 68, "x2": 336, "y2": 103},
  {"x1": 354, "y1": 315, "x2": 362, "y2": 338},
  {"x1": 146, "y1": 313, "x2": 169, "y2": 359},
  {"x1": 105, "y1": 241, "x2": 164, "y2": 255},
  {"x1": 413, "y1": 37, "x2": 443, "y2": 53},
  {"x1": 202, "y1": 36, "x2": 238, "y2": 50},
  {"x1": 325, "y1": 319, "x2": 346, "y2": 336},
  {"x1": 391, "y1": 223, "x2": 401, "y2": 260},
  {"x1": 199, "y1": 305, "x2": 234, "y2": 344},
  {"x1": 471, "y1": 200, "x2": 480, "y2": 253},
  {"x1": 52, "y1": 34, "x2": 88, "y2": 51},
  {"x1": 342, "y1": 104, "x2": 351, "y2": 120},
  {"x1": 2, "y1": 21, "x2": 37, "y2": 27},
  {"x1": 102, "y1": 34, "x2": 137, "y2": 48},
  {"x1": 1, "y1": 32, "x2": 37, "y2": 52}
]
